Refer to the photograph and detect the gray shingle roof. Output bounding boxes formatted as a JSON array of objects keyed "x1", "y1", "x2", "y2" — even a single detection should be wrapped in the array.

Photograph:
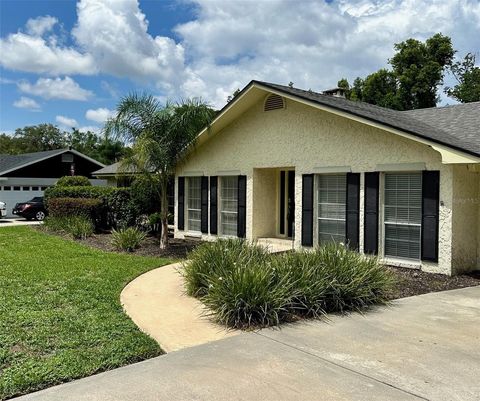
[
  {"x1": 0, "y1": 149, "x2": 67, "y2": 175},
  {"x1": 92, "y1": 161, "x2": 121, "y2": 175},
  {"x1": 254, "y1": 81, "x2": 480, "y2": 157}
]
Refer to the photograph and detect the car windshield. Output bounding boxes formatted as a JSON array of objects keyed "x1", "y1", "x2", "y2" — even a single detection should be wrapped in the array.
[{"x1": 30, "y1": 197, "x2": 44, "y2": 202}]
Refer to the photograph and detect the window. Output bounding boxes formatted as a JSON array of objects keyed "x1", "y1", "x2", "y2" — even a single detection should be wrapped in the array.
[
  {"x1": 3, "y1": 186, "x2": 11, "y2": 191},
  {"x1": 13, "y1": 186, "x2": 20, "y2": 191},
  {"x1": 186, "y1": 177, "x2": 202, "y2": 232},
  {"x1": 384, "y1": 173, "x2": 422, "y2": 260},
  {"x1": 22, "y1": 186, "x2": 30, "y2": 191},
  {"x1": 32, "y1": 186, "x2": 39, "y2": 191},
  {"x1": 41, "y1": 186, "x2": 48, "y2": 191},
  {"x1": 317, "y1": 174, "x2": 346, "y2": 244},
  {"x1": 220, "y1": 176, "x2": 238, "y2": 236}
]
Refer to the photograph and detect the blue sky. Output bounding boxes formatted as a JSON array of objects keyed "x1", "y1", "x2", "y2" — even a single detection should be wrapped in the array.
[{"x1": 1, "y1": 0, "x2": 479, "y2": 135}]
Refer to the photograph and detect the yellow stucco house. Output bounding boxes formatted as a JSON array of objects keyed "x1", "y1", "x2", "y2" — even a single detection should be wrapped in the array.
[{"x1": 174, "y1": 81, "x2": 480, "y2": 276}]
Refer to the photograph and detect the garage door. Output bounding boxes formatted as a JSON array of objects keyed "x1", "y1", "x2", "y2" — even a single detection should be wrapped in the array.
[{"x1": 0, "y1": 185, "x2": 46, "y2": 217}]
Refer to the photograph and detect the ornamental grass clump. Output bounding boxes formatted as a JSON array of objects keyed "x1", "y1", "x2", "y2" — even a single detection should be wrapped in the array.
[
  {"x1": 183, "y1": 239, "x2": 394, "y2": 329},
  {"x1": 111, "y1": 227, "x2": 147, "y2": 252}
]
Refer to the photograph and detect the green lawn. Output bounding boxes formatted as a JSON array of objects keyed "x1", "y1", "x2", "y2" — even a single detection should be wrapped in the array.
[{"x1": 0, "y1": 226, "x2": 172, "y2": 400}]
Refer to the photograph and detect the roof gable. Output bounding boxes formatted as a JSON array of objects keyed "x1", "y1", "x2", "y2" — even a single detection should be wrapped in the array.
[
  {"x1": 193, "y1": 81, "x2": 480, "y2": 164},
  {"x1": 0, "y1": 149, "x2": 105, "y2": 176}
]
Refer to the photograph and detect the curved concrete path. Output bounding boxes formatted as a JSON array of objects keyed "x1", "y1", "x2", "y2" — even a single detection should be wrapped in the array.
[{"x1": 121, "y1": 262, "x2": 238, "y2": 352}]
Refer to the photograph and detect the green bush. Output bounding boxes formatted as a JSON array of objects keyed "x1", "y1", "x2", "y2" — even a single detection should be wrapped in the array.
[
  {"x1": 47, "y1": 197, "x2": 102, "y2": 219},
  {"x1": 130, "y1": 177, "x2": 160, "y2": 215},
  {"x1": 183, "y1": 240, "x2": 394, "y2": 329},
  {"x1": 44, "y1": 186, "x2": 137, "y2": 229},
  {"x1": 56, "y1": 176, "x2": 92, "y2": 187},
  {"x1": 111, "y1": 227, "x2": 147, "y2": 252},
  {"x1": 43, "y1": 216, "x2": 94, "y2": 239}
]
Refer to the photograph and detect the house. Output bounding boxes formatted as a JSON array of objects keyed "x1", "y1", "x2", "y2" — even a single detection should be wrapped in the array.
[
  {"x1": 174, "y1": 80, "x2": 480, "y2": 276},
  {"x1": 0, "y1": 148, "x2": 106, "y2": 217}
]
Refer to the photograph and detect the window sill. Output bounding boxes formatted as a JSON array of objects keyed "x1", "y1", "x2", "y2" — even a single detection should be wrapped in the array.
[
  {"x1": 184, "y1": 231, "x2": 203, "y2": 239},
  {"x1": 382, "y1": 257, "x2": 421, "y2": 270}
]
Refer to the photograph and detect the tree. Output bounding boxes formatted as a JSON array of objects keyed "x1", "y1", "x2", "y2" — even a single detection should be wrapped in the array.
[
  {"x1": 337, "y1": 78, "x2": 351, "y2": 98},
  {"x1": 105, "y1": 93, "x2": 215, "y2": 248},
  {"x1": 335, "y1": 33, "x2": 455, "y2": 110},
  {"x1": 227, "y1": 88, "x2": 241, "y2": 103},
  {"x1": 390, "y1": 33, "x2": 454, "y2": 109},
  {"x1": 445, "y1": 52, "x2": 480, "y2": 103}
]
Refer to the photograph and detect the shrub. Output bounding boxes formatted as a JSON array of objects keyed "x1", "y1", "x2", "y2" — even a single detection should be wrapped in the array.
[
  {"x1": 130, "y1": 177, "x2": 160, "y2": 215},
  {"x1": 111, "y1": 227, "x2": 147, "y2": 252},
  {"x1": 56, "y1": 176, "x2": 92, "y2": 187},
  {"x1": 183, "y1": 240, "x2": 394, "y2": 329},
  {"x1": 43, "y1": 216, "x2": 94, "y2": 239},
  {"x1": 47, "y1": 197, "x2": 102, "y2": 219},
  {"x1": 44, "y1": 186, "x2": 138, "y2": 229}
]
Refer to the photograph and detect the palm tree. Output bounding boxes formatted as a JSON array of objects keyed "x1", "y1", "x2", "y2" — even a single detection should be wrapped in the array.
[{"x1": 105, "y1": 93, "x2": 215, "y2": 248}]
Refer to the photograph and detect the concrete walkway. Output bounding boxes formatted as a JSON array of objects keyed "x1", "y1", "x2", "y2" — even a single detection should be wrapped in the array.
[
  {"x1": 121, "y1": 262, "x2": 238, "y2": 352},
  {"x1": 17, "y1": 286, "x2": 480, "y2": 401},
  {"x1": 0, "y1": 218, "x2": 41, "y2": 227}
]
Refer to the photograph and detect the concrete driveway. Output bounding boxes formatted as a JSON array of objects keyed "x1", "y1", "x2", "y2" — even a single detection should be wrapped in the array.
[
  {"x1": 0, "y1": 218, "x2": 41, "y2": 227},
  {"x1": 16, "y1": 286, "x2": 480, "y2": 401}
]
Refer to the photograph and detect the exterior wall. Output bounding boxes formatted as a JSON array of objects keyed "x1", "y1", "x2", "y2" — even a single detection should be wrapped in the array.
[
  {"x1": 175, "y1": 97, "x2": 459, "y2": 274},
  {"x1": 252, "y1": 168, "x2": 277, "y2": 238},
  {"x1": 451, "y1": 165, "x2": 479, "y2": 273}
]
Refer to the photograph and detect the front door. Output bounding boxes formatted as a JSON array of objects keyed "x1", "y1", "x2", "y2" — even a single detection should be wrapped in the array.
[{"x1": 279, "y1": 170, "x2": 295, "y2": 238}]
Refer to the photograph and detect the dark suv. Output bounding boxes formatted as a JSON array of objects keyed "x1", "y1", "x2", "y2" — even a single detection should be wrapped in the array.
[{"x1": 13, "y1": 197, "x2": 47, "y2": 221}]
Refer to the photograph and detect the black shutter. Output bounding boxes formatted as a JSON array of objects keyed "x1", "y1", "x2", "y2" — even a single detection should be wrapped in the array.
[
  {"x1": 177, "y1": 176, "x2": 185, "y2": 230},
  {"x1": 345, "y1": 173, "x2": 360, "y2": 251},
  {"x1": 421, "y1": 170, "x2": 440, "y2": 262},
  {"x1": 210, "y1": 176, "x2": 218, "y2": 235},
  {"x1": 201, "y1": 176, "x2": 208, "y2": 233},
  {"x1": 301, "y1": 174, "x2": 314, "y2": 246},
  {"x1": 237, "y1": 175, "x2": 247, "y2": 238},
  {"x1": 364, "y1": 172, "x2": 379, "y2": 254}
]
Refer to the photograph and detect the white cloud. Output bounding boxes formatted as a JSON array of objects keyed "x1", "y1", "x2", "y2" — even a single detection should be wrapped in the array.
[
  {"x1": 0, "y1": 31, "x2": 96, "y2": 75},
  {"x1": 78, "y1": 125, "x2": 101, "y2": 134},
  {"x1": 85, "y1": 107, "x2": 115, "y2": 123},
  {"x1": 25, "y1": 15, "x2": 58, "y2": 36},
  {"x1": 13, "y1": 96, "x2": 41, "y2": 111},
  {"x1": 18, "y1": 76, "x2": 93, "y2": 100},
  {"x1": 56, "y1": 115, "x2": 78, "y2": 127},
  {"x1": 1, "y1": 0, "x2": 479, "y2": 108}
]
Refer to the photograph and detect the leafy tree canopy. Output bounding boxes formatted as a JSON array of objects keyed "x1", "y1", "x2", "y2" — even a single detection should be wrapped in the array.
[
  {"x1": 444, "y1": 52, "x2": 480, "y2": 103},
  {"x1": 338, "y1": 33, "x2": 461, "y2": 110},
  {"x1": 0, "y1": 124, "x2": 129, "y2": 165}
]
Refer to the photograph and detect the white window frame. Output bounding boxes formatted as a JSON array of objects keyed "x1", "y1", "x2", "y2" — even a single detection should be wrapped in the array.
[
  {"x1": 219, "y1": 176, "x2": 238, "y2": 237},
  {"x1": 381, "y1": 172, "x2": 422, "y2": 262},
  {"x1": 315, "y1": 173, "x2": 347, "y2": 246},
  {"x1": 185, "y1": 176, "x2": 202, "y2": 233}
]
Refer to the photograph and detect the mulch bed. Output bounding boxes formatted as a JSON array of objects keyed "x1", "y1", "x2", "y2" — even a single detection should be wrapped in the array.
[
  {"x1": 387, "y1": 265, "x2": 480, "y2": 299},
  {"x1": 78, "y1": 233, "x2": 202, "y2": 259}
]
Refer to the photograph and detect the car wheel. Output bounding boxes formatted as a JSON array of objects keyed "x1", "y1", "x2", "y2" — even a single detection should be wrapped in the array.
[{"x1": 35, "y1": 211, "x2": 46, "y2": 221}]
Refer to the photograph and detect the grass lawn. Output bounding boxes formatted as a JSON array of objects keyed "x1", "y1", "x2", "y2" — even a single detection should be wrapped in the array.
[{"x1": 0, "y1": 226, "x2": 173, "y2": 400}]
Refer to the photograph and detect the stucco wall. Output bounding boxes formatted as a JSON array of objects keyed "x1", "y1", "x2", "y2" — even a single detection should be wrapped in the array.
[
  {"x1": 175, "y1": 97, "x2": 459, "y2": 274},
  {"x1": 451, "y1": 165, "x2": 479, "y2": 273}
]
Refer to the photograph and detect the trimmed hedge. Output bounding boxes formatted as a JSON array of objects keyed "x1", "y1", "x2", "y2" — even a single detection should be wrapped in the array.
[
  {"x1": 48, "y1": 197, "x2": 103, "y2": 219},
  {"x1": 56, "y1": 176, "x2": 92, "y2": 187},
  {"x1": 44, "y1": 186, "x2": 138, "y2": 228}
]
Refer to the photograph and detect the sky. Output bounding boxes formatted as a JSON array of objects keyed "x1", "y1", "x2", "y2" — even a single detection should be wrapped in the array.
[{"x1": 0, "y1": 0, "x2": 479, "y2": 135}]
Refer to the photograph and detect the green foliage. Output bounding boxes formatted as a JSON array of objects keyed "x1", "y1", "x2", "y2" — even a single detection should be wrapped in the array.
[
  {"x1": 148, "y1": 212, "x2": 162, "y2": 225},
  {"x1": 0, "y1": 124, "x2": 129, "y2": 165},
  {"x1": 130, "y1": 176, "x2": 160, "y2": 215},
  {"x1": 339, "y1": 33, "x2": 455, "y2": 110},
  {"x1": 45, "y1": 186, "x2": 137, "y2": 229},
  {"x1": 47, "y1": 197, "x2": 102, "y2": 219},
  {"x1": 56, "y1": 175, "x2": 92, "y2": 187},
  {"x1": 0, "y1": 226, "x2": 169, "y2": 399},
  {"x1": 111, "y1": 227, "x2": 147, "y2": 252},
  {"x1": 184, "y1": 240, "x2": 394, "y2": 329},
  {"x1": 43, "y1": 216, "x2": 94, "y2": 239},
  {"x1": 445, "y1": 52, "x2": 480, "y2": 103}
]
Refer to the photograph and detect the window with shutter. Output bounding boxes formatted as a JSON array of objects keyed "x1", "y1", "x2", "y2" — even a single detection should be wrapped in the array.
[
  {"x1": 186, "y1": 177, "x2": 202, "y2": 232},
  {"x1": 220, "y1": 176, "x2": 238, "y2": 236},
  {"x1": 317, "y1": 174, "x2": 346, "y2": 244},
  {"x1": 384, "y1": 173, "x2": 422, "y2": 260}
]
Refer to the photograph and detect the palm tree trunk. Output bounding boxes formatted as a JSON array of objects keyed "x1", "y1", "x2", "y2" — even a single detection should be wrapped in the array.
[{"x1": 159, "y1": 176, "x2": 169, "y2": 249}]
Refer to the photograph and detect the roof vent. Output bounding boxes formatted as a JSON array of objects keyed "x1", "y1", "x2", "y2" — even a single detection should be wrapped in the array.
[{"x1": 264, "y1": 94, "x2": 285, "y2": 112}]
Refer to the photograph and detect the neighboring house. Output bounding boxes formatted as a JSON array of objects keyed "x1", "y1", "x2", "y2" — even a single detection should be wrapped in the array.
[
  {"x1": 0, "y1": 148, "x2": 106, "y2": 217},
  {"x1": 174, "y1": 80, "x2": 480, "y2": 276}
]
